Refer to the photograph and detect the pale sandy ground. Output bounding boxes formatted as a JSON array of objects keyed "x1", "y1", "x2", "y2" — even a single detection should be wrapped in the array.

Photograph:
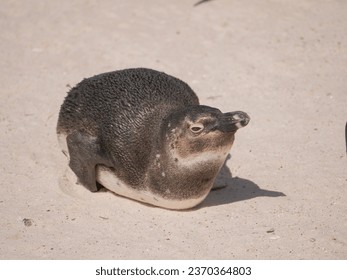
[{"x1": 0, "y1": 0, "x2": 346, "y2": 259}]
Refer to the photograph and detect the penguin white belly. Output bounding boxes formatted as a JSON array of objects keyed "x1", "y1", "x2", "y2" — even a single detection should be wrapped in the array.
[
  {"x1": 57, "y1": 133, "x2": 69, "y2": 157},
  {"x1": 96, "y1": 165, "x2": 208, "y2": 210},
  {"x1": 58, "y1": 134, "x2": 208, "y2": 210}
]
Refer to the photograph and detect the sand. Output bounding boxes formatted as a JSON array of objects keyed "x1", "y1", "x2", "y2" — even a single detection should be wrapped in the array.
[{"x1": 0, "y1": 0, "x2": 346, "y2": 259}]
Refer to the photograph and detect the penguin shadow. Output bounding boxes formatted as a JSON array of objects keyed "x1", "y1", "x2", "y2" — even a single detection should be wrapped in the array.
[{"x1": 199, "y1": 155, "x2": 286, "y2": 209}]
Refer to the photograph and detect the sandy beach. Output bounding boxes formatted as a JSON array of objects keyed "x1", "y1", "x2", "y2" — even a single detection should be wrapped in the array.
[{"x1": 0, "y1": 0, "x2": 346, "y2": 259}]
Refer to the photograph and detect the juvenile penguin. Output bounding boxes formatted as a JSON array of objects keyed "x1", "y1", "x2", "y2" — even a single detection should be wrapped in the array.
[{"x1": 57, "y1": 68, "x2": 250, "y2": 209}]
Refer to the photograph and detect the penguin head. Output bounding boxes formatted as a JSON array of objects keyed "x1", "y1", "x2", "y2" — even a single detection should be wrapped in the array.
[{"x1": 161, "y1": 105, "x2": 250, "y2": 163}]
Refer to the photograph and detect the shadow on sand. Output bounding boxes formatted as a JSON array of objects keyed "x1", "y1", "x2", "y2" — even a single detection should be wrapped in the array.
[{"x1": 199, "y1": 155, "x2": 285, "y2": 209}]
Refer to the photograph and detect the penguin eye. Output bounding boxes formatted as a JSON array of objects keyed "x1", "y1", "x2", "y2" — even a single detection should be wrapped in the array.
[{"x1": 190, "y1": 123, "x2": 204, "y2": 134}]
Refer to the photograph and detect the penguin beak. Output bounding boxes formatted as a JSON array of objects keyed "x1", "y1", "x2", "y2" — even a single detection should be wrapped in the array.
[{"x1": 218, "y1": 111, "x2": 250, "y2": 132}]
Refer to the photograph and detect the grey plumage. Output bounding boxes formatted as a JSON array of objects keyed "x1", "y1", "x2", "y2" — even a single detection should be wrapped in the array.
[{"x1": 58, "y1": 68, "x2": 199, "y2": 187}]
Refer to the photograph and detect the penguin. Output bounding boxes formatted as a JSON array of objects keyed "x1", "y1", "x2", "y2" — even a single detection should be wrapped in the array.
[{"x1": 57, "y1": 68, "x2": 250, "y2": 209}]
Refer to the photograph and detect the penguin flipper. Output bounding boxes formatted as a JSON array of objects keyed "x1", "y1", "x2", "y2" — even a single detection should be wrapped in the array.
[{"x1": 66, "y1": 131, "x2": 110, "y2": 192}]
